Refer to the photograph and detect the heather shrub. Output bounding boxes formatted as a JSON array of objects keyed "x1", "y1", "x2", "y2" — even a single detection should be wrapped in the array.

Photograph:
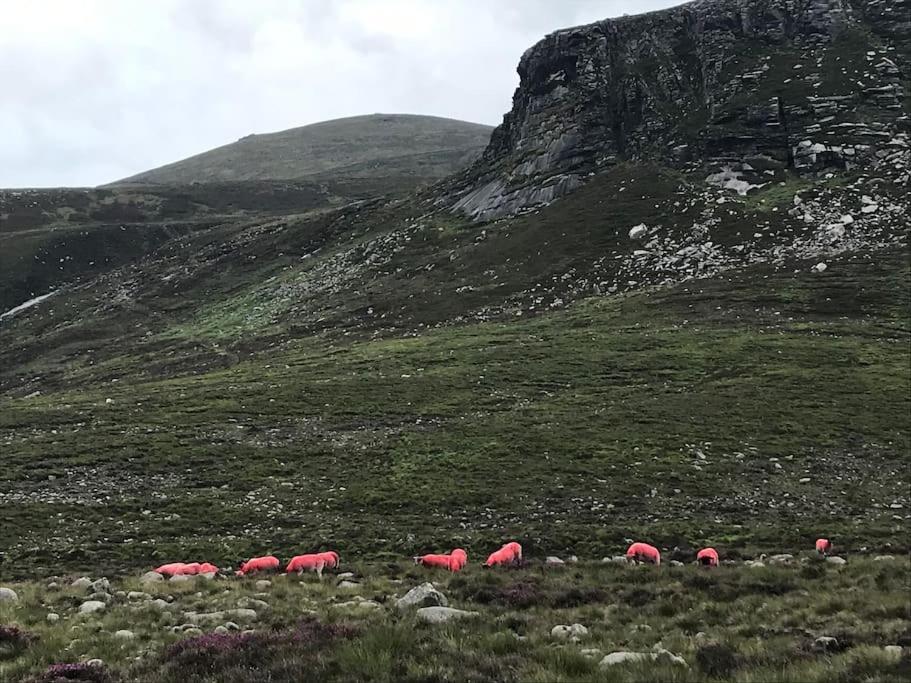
[
  {"x1": 0, "y1": 624, "x2": 37, "y2": 660},
  {"x1": 29, "y1": 662, "x2": 115, "y2": 683}
]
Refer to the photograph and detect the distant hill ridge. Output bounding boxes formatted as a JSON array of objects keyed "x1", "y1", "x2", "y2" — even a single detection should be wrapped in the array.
[{"x1": 114, "y1": 113, "x2": 493, "y2": 185}]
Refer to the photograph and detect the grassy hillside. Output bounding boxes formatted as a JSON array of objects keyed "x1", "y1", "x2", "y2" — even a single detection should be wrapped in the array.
[
  {"x1": 114, "y1": 114, "x2": 493, "y2": 185},
  {"x1": 1, "y1": 239, "x2": 907, "y2": 576}
]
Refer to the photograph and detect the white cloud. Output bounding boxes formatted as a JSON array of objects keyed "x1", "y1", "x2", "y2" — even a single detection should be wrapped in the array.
[{"x1": 0, "y1": 0, "x2": 682, "y2": 187}]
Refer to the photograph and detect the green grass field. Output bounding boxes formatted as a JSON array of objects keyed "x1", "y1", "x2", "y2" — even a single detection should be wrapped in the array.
[{"x1": 1, "y1": 559, "x2": 908, "y2": 682}]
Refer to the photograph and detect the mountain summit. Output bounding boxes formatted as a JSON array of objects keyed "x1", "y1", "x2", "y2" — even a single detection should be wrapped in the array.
[{"x1": 114, "y1": 113, "x2": 493, "y2": 185}]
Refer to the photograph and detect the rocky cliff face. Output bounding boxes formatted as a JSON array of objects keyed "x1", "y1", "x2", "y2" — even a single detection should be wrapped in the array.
[{"x1": 450, "y1": 0, "x2": 909, "y2": 220}]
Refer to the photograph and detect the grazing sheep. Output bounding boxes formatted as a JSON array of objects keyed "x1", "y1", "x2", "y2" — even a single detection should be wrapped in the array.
[
  {"x1": 626, "y1": 542, "x2": 661, "y2": 565},
  {"x1": 414, "y1": 549, "x2": 469, "y2": 572},
  {"x1": 484, "y1": 547, "x2": 516, "y2": 568},
  {"x1": 237, "y1": 555, "x2": 281, "y2": 576},
  {"x1": 154, "y1": 563, "x2": 191, "y2": 578},
  {"x1": 503, "y1": 542, "x2": 522, "y2": 562},
  {"x1": 450, "y1": 548, "x2": 468, "y2": 572},
  {"x1": 414, "y1": 553, "x2": 455, "y2": 570},
  {"x1": 696, "y1": 547, "x2": 719, "y2": 567},
  {"x1": 319, "y1": 551, "x2": 340, "y2": 569},
  {"x1": 815, "y1": 538, "x2": 833, "y2": 556},
  {"x1": 286, "y1": 554, "x2": 327, "y2": 577}
]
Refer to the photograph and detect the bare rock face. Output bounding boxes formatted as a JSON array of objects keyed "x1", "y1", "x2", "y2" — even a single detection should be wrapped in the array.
[{"x1": 449, "y1": 0, "x2": 909, "y2": 221}]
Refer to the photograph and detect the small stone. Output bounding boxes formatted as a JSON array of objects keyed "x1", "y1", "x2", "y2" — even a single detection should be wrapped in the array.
[
  {"x1": 603, "y1": 555, "x2": 628, "y2": 564},
  {"x1": 214, "y1": 626, "x2": 229, "y2": 635},
  {"x1": 336, "y1": 572, "x2": 355, "y2": 581},
  {"x1": 47, "y1": 613, "x2": 60, "y2": 623},
  {"x1": 545, "y1": 556, "x2": 565, "y2": 566},
  {"x1": 237, "y1": 598, "x2": 270, "y2": 611},
  {"x1": 629, "y1": 224, "x2": 649, "y2": 240},
  {"x1": 551, "y1": 624, "x2": 589, "y2": 641},
  {"x1": 71, "y1": 577, "x2": 93, "y2": 591},
  {"x1": 669, "y1": 560, "x2": 684, "y2": 567},
  {"x1": 767, "y1": 554, "x2": 794, "y2": 565},
  {"x1": 224, "y1": 608, "x2": 258, "y2": 622},
  {"x1": 90, "y1": 578, "x2": 110, "y2": 593},
  {"x1": 254, "y1": 580, "x2": 272, "y2": 591},
  {"x1": 337, "y1": 580, "x2": 360, "y2": 591},
  {"x1": 0, "y1": 587, "x2": 18, "y2": 603},
  {"x1": 128, "y1": 591, "x2": 152, "y2": 601},
  {"x1": 150, "y1": 599, "x2": 170, "y2": 610},
  {"x1": 811, "y1": 263, "x2": 827, "y2": 273},
  {"x1": 600, "y1": 650, "x2": 687, "y2": 668},
  {"x1": 416, "y1": 606, "x2": 479, "y2": 624},
  {"x1": 813, "y1": 636, "x2": 839, "y2": 652},
  {"x1": 114, "y1": 630, "x2": 135, "y2": 640},
  {"x1": 140, "y1": 571, "x2": 164, "y2": 585},
  {"x1": 87, "y1": 592, "x2": 113, "y2": 604},
  {"x1": 86, "y1": 659, "x2": 105, "y2": 668},
  {"x1": 873, "y1": 555, "x2": 895, "y2": 562},
  {"x1": 884, "y1": 645, "x2": 903, "y2": 658},
  {"x1": 336, "y1": 599, "x2": 382, "y2": 611},
  {"x1": 169, "y1": 574, "x2": 191, "y2": 583},
  {"x1": 825, "y1": 556, "x2": 847, "y2": 565},
  {"x1": 580, "y1": 648, "x2": 603, "y2": 659}
]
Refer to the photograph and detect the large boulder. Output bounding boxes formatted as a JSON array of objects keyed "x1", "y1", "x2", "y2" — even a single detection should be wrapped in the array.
[
  {"x1": 416, "y1": 606, "x2": 479, "y2": 624},
  {"x1": 396, "y1": 583, "x2": 448, "y2": 611},
  {"x1": 71, "y1": 577, "x2": 93, "y2": 591},
  {"x1": 79, "y1": 600, "x2": 107, "y2": 615},
  {"x1": 0, "y1": 587, "x2": 18, "y2": 603}
]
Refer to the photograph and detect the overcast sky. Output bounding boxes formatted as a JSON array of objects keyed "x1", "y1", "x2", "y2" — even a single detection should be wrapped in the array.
[{"x1": 2, "y1": 0, "x2": 682, "y2": 188}]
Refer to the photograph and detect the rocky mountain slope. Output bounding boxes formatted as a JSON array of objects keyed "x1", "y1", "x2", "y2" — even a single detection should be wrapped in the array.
[
  {"x1": 449, "y1": 0, "x2": 909, "y2": 219},
  {"x1": 0, "y1": 0, "x2": 907, "y2": 580},
  {"x1": 114, "y1": 114, "x2": 493, "y2": 185}
]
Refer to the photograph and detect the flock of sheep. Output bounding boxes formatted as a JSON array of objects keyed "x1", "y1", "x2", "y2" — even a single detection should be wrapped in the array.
[{"x1": 150, "y1": 539, "x2": 837, "y2": 580}]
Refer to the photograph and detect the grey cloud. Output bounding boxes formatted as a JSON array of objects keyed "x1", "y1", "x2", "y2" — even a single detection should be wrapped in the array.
[{"x1": 0, "y1": 0, "x2": 682, "y2": 188}]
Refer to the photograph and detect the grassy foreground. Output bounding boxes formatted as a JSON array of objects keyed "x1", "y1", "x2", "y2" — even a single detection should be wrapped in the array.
[{"x1": 1, "y1": 558, "x2": 909, "y2": 682}]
